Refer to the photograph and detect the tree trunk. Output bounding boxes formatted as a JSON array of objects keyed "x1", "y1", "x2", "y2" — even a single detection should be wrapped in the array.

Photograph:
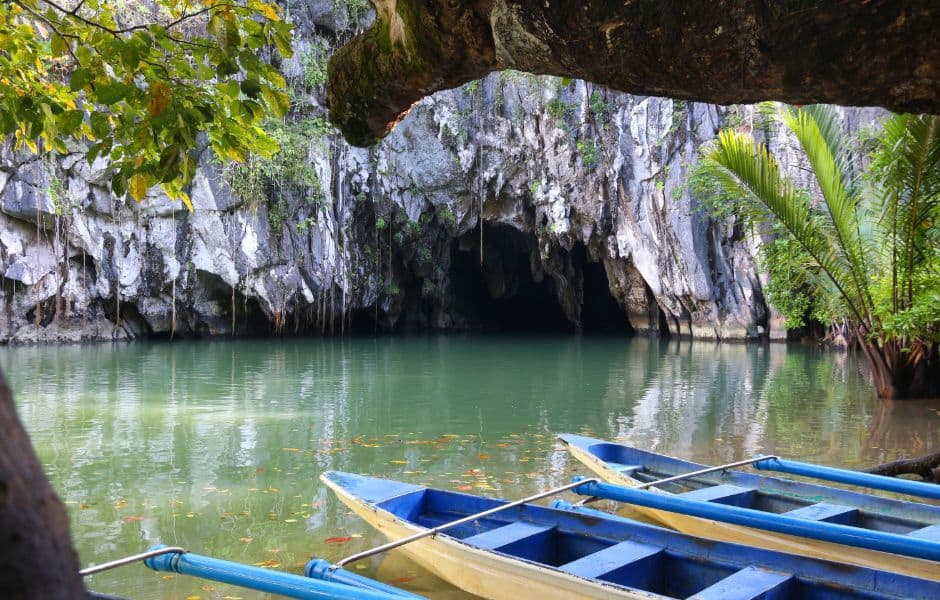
[
  {"x1": 0, "y1": 369, "x2": 86, "y2": 598},
  {"x1": 858, "y1": 336, "x2": 940, "y2": 399}
]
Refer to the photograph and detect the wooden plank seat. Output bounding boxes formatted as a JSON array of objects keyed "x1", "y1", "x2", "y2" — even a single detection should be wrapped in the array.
[
  {"x1": 908, "y1": 524, "x2": 940, "y2": 541},
  {"x1": 691, "y1": 566, "x2": 793, "y2": 599},
  {"x1": 558, "y1": 540, "x2": 662, "y2": 579},
  {"x1": 678, "y1": 484, "x2": 756, "y2": 507},
  {"x1": 783, "y1": 502, "x2": 859, "y2": 525},
  {"x1": 462, "y1": 521, "x2": 554, "y2": 551},
  {"x1": 606, "y1": 462, "x2": 644, "y2": 474}
]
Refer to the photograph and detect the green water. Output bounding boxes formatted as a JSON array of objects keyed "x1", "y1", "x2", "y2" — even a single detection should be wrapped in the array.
[{"x1": 3, "y1": 336, "x2": 938, "y2": 599}]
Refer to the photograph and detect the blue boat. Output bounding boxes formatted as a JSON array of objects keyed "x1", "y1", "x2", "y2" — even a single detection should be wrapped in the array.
[
  {"x1": 322, "y1": 470, "x2": 940, "y2": 600},
  {"x1": 560, "y1": 433, "x2": 940, "y2": 581}
]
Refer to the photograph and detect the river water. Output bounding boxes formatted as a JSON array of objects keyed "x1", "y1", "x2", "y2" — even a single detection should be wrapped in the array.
[{"x1": 3, "y1": 336, "x2": 938, "y2": 598}]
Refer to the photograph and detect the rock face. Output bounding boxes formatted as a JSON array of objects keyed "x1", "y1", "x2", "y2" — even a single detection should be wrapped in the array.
[
  {"x1": 328, "y1": 0, "x2": 939, "y2": 146},
  {"x1": 0, "y1": 3, "x2": 884, "y2": 344}
]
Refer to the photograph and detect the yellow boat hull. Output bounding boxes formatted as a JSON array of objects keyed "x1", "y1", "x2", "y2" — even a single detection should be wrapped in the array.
[
  {"x1": 324, "y1": 475, "x2": 663, "y2": 600},
  {"x1": 564, "y1": 442, "x2": 940, "y2": 582}
]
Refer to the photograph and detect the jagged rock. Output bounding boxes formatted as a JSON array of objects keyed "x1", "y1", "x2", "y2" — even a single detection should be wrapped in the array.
[
  {"x1": 0, "y1": 12, "x2": 887, "y2": 344},
  {"x1": 327, "y1": 0, "x2": 939, "y2": 146}
]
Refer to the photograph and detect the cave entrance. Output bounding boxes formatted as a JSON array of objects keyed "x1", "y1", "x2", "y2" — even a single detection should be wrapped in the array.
[
  {"x1": 581, "y1": 259, "x2": 634, "y2": 334},
  {"x1": 452, "y1": 224, "x2": 574, "y2": 333}
]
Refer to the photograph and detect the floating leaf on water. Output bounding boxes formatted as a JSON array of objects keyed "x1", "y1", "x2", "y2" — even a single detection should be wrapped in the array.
[
  {"x1": 201, "y1": 585, "x2": 215, "y2": 591},
  {"x1": 284, "y1": 519, "x2": 297, "y2": 523},
  {"x1": 79, "y1": 503, "x2": 92, "y2": 510},
  {"x1": 161, "y1": 575, "x2": 174, "y2": 580},
  {"x1": 325, "y1": 536, "x2": 353, "y2": 544},
  {"x1": 238, "y1": 537, "x2": 253, "y2": 543},
  {"x1": 389, "y1": 460, "x2": 408, "y2": 464},
  {"x1": 441, "y1": 434, "x2": 459, "y2": 438},
  {"x1": 185, "y1": 596, "x2": 201, "y2": 600},
  {"x1": 456, "y1": 485, "x2": 473, "y2": 491},
  {"x1": 283, "y1": 447, "x2": 301, "y2": 452},
  {"x1": 253, "y1": 559, "x2": 280, "y2": 568},
  {"x1": 395, "y1": 576, "x2": 416, "y2": 583},
  {"x1": 478, "y1": 454, "x2": 491, "y2": 460},
  {"x1": 122, "y1": 516, "x2": 145, "y2": 522}
]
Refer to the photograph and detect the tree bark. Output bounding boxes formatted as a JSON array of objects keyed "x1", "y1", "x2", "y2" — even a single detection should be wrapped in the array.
[
  {"x1": 866, "y1": 452, "x2": 940, "y2": 483},
  {"x1": 0, "y1": 369, "x2": 86, "y2": 598}
]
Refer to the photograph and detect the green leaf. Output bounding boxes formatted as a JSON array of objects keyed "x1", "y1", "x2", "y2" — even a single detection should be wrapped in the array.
[
  {"x1": 120, "y1": 44, "x2": 139, "y2": 70},
  {"x1": 70, "y1": 68, "x2": 92, "y2": 92},
  {"x1": 240, "y1": 78, "x2": 261, "y2": 99},
  {"x1": 57, "y1": 110, "x2": 84, "y2": 134},
  {"x1": 50, "y1": 34, "x2": 67, "y2": 58},
  {"x1": 220, "y1": 80, "x2": 240, "y2": 99},
  {"x1": 218, "y1": 59, "x2": 240, "y2": 77},
  {"x1": 95, "y1": 82, "x2": 130, "y2": 105},
  {"x1": 75, "y1": 45, "x2": 92, "y2": 67},
  {"x1": 261, "y1": 87, "x2": 290, "y2": 118},
  {"x1": 90, "y1": 112, "x2": 110, "y2": 138}
]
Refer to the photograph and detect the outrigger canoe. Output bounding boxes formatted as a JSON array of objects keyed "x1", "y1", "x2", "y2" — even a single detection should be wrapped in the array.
[
  {"x1": 560, "y1": 433, "x2": 940, "y2": 581},
  {"x1": 322, "y1": 470, "x2": 940, "y2": 600}
]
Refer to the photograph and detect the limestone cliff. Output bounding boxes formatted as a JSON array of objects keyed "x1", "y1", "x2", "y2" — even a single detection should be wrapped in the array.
[{"x1": 0, "y1": 2, "x2": 884, "y2": 343}]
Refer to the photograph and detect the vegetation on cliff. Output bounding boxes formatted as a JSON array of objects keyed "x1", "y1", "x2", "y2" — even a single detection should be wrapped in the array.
[{"x1": 692, "y1": 107, "x2": 939, "y2": 399}]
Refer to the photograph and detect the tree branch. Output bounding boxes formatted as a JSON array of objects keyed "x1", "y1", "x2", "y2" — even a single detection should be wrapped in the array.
[{"x1": 865, "y1": 451, "x2": 940, "y2": 483}]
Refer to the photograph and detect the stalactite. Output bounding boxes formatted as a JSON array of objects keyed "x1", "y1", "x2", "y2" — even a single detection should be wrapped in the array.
[
  {"x1": 329, "y1": 281, "x2": 335, "y2": 336},
  {"x1": 34, "y1": 206, "x2": 41, "y2": 332},
  {"x1": 81, "y1": 248, "x2": 87, "y2": 331},
  {"x1": 171, "y1": 277, "x2": 176, "y2": 340}
]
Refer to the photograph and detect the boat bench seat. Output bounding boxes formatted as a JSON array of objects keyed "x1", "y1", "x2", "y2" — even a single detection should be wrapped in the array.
[
  {"x1": 783, "y1": 502, "x2": 858, "y2": 525},
  {"x1": 462, "y1": 521, "x2": 554, "y2": 551},
  {"x1": 691, "y1": 566, "x2": 793, "y2": 600},
  {"x1": 606, "y1": 462, "x2": 644, "y2": 475},
  {"x1": 678, "y1": 484, "x2": 756, "y2": 507},
  {"x1": 909, "y1": 524, "x2": 940, "y2": 542},
  {"x1": 558, "y1": 539, "x2": 662, "y2": 579}
]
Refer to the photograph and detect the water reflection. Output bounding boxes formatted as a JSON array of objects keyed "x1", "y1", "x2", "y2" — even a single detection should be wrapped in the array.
[{"x1": 1, "y1": 336, "x2": 935, "y2": 599}]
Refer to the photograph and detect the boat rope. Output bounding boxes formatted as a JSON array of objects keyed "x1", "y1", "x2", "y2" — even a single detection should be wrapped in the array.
[
  {"x1": 574, "y1": 454, "x2": 779, "y2": 506},
  {"x1": 80, "y1": 546, "x2": 187, "y2": 577},
  {"x1": 334, "y1": 477, "x2": 600, "y2": 568}
]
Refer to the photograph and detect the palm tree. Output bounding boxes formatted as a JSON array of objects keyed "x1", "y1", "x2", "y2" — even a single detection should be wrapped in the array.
[{"x1": 691, "y1": 106, "x2": 939, "y2": 399}]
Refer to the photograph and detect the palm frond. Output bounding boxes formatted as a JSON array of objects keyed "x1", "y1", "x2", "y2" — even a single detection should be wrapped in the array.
[
  {"x1": 782, "y1": 108, "x2": 874, "y2": 316},
  {"x1": 693, "y1": 129, "x2": 868, "y2": 324},
  {"x1": 868, "y1": 114, "x2": 940, "y2": 309}
]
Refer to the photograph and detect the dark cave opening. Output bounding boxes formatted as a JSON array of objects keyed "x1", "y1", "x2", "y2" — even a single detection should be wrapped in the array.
[
  {"x1": 581, "y1": 260, "x2": 634, "y2": 334},
  {"x1": 451, "y1": 224, "x2": 574, "y2": 333}
]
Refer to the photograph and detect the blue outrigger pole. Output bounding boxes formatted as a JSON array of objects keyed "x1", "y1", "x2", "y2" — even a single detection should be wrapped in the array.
[
  {"x1": 754, "y1": 456, "x2": 940, "y2": 501},
  {"x1": 572, "y1": 478, "x2": 940, "y2": 562},
  {"x1": 143, "y1": 545, "x2": 424, "y2": 599}
]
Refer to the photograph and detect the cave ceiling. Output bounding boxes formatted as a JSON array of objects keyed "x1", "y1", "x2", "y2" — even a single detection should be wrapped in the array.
[{"x1": 327, "y1": 0, "x2": 939, "y2": 146}]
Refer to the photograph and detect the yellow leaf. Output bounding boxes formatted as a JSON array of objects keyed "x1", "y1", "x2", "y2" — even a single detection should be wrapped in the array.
[
  {"x1": 389, "y1": 460, "x2": 408, "y2": 464},
  {"x1": 259, "y1": 3, "x2": 280, "y2": 21},
  {"x1": 24, "y1": 138, "x2": 38, "y2": 154},
  {"x1": 148, "y1": 81, "x2": 173, "y2": 116},
  {"x1": 129, "y1": 174, "x2": 151, "y2": 201},
  {"x1": 238, "y1": 537, "x2": 253, "y2": 543}
]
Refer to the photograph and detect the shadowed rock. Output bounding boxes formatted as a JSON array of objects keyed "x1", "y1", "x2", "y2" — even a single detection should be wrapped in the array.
[{"x1": 328, "y1": 0, "x2": 940, "y2": 146}]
